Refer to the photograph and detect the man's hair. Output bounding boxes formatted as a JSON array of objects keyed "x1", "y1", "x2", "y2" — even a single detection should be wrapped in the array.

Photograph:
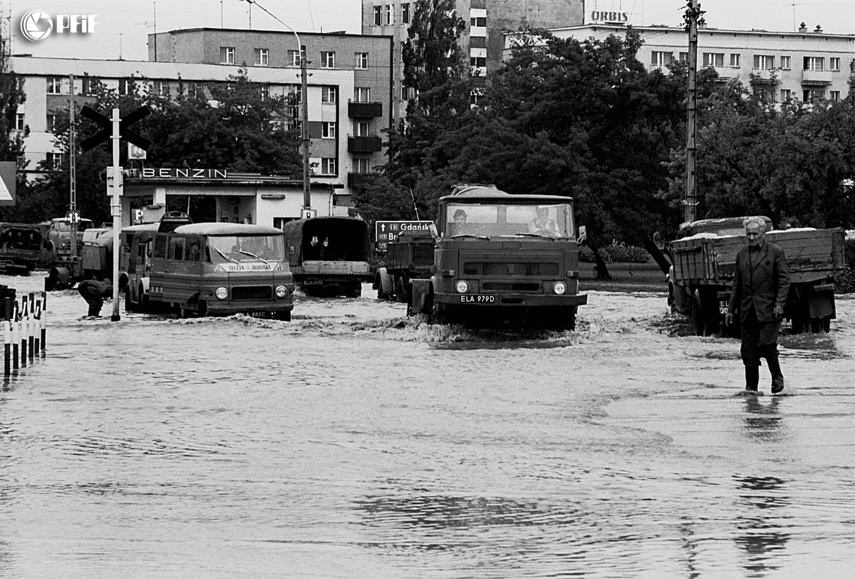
[{"x1": 743, "y1": 216, "x2": 767, "y2": 232}]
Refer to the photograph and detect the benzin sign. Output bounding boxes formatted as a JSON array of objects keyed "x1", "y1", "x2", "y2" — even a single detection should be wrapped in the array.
[{"x1": 19, "y1": 10, "x2": 97, "y2": 42}]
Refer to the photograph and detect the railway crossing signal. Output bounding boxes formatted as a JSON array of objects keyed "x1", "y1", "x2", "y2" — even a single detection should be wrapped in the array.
[{"x1": 79, "y1": 105, "x2": 151, "y2": 151}]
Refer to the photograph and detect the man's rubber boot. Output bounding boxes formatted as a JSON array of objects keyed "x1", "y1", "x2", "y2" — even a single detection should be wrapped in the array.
[
  {"x1": 767, "y1": 356, "x2": 784, "y2": 394},
  {"x1": 745, "y1": 365, "x2": 760, "y2": 393}
]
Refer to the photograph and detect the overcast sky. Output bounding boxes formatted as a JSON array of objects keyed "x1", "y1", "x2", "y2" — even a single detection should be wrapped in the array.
[{"x1": 4, "y1": 0, "x2": 853, "y2": 62}]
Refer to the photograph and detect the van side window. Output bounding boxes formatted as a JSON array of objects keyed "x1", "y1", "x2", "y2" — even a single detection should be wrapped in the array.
[
  {"x1": 154, "y1": 235, "x2": 167, "y2": 258},
  {"x1": 187, "y1": 237, "x2": 202, "y2": 262},
  {"x1": 168, "y1": 236, "x2": 186, "y2": 261}
]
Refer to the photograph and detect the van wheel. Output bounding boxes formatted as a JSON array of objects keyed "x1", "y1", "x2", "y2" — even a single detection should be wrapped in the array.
[{"x1": 395, "y1": 276, "x2": 409, "y2": 303}]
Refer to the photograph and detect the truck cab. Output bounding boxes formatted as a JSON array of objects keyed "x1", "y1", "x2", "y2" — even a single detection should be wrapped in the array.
[{"x1": 409, "y1": 184, "x2": 587, "y2": 329}]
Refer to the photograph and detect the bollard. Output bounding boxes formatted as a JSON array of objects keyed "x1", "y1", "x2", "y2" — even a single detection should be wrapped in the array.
[
  {"x1": 20, "y1": 294, "x2": 26, "y2": 368},
  {"x1": 28, "y1": 293, "x2": 34, "y2": 363},
  {"x1": 12, "y1": 302, "x2": 18, "y2": 372},
  {"x1": 3, "y1": 297, "x2": 10, "y2": 377},
  {"x1": 40, "y1": 291, "x2": 47, "y2": 354},
  {"x1": 34, "y1": 299, "x2": 40, "y2": 355}
]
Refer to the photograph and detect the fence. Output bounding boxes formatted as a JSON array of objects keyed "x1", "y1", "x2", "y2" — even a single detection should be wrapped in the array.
[{"x1": 3, "y1": 290, "x2": 47, "y2": 377}]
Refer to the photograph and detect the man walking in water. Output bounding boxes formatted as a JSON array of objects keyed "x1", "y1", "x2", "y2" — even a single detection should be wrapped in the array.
[{"x1": 725, "y1": 216, "x2": 790, "y2": 394}]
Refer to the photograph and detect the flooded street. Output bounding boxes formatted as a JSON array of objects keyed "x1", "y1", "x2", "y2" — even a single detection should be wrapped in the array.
[{"x1": 1, "y1": 272, "x2": 853, "y2": 578}]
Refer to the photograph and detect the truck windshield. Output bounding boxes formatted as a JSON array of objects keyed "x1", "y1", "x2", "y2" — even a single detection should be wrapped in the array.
[
  {"x1": 445, "y1": 202, "x2": 575, "y2": 239},
  {"x1": 208, "y1": 234, "x2": 286, "y2": 264}
]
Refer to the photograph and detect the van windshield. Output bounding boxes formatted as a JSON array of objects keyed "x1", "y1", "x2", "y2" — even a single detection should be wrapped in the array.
[{"x1": 208, "y1": 234, "x2": 286, "y2": 263}]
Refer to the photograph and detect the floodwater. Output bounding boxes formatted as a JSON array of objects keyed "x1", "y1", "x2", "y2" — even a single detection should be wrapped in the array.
[{"x1": 1, "y1": 273, "x2": 853, "y2": 578}]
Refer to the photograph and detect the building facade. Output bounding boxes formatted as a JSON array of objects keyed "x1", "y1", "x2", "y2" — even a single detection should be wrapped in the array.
[
  {"x1": 361, "y1": 0, "x2": 584, "y2": 119},
  {"x1": 506, "y1": 23, "x2": 855, "y2": 104}
]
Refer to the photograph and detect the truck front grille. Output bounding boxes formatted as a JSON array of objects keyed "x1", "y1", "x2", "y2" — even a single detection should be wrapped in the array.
[
  {"x1": 231, "y1": 286, "x2": 272, "y2": 300},
  {"x1": 464, "y1": 262, "x2": 559, "y2": 276},
  {"x1": 481, "y1": 282, "x2": 541, "y2": 292}
]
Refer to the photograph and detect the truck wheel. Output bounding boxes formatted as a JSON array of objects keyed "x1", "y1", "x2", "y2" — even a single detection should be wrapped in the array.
[
  {"x1": 691, "y1": 290, "x2": 705, "y2": 336},
  {"x1": 346, "y1": 283, "x2": 362, "y2": 298},
  {"x1": 375, "y1": 273, "x2": 388, "y2": 299},
  {"x1": 395, "y1": 276, "x2": 409, "y2": 304}
]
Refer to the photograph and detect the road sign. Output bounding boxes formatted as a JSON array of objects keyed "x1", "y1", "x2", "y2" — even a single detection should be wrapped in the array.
[
  {"x1": 375, "y1": 220, "x2": 434, "y2": 250},
  {"x1": 80, "y1": 105, "x2": 151, "y2": 151},
  {"x1": 128, "y1": 143, "x2": 147, "y2": 160},
  {"x1": 0, "y1": 162, "x2": 16, "y2": 206}
]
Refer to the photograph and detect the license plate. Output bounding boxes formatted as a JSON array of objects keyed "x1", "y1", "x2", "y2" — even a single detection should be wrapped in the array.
[
  {"x1": 719, "y1": 300, "x2": 728, "y2": 315},
  {"x1": 460, "y1": 295, "x2": 495, "y2": 304}
]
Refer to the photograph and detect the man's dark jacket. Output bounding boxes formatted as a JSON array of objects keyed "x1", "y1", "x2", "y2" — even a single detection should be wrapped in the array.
[{"x1": 728, "y1": 240, "x2": 790, "y2": 322}]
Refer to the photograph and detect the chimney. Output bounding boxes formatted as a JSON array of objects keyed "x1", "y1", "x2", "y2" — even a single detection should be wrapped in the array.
[
  {"x1": 814, "y1": 24, "x2": 823, "y2": 33},
  {"x1": 798, "y1": 22, "x2": 807, "y2": 32}
]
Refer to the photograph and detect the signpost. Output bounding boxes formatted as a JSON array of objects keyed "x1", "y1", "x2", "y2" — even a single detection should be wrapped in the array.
[
  {"x1": 80, "y1": 105, "x2": 151, "y2": 321},
  {"x1": 375, "y1": 220, "x2": 434, "y2": 251},
  {"x1": 0, "y1": 162, "x2": 16, "y2": 207}
]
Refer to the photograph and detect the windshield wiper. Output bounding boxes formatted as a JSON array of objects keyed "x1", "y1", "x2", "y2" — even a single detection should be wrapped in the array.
[
  {"x1": 237, "y1": 249, "x2": 271, "y2": 265},
  {"x1": 450, "y1": 234, "x2": 490, "y2": 240},
  {"x1": 214, "y1": 246, "x2": 239, "y2": 263},
  {"x1": 514, "y1": 233, "x2": 557, "y2": 240}
]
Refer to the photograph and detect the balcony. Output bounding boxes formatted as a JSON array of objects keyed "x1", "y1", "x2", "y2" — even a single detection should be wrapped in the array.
[
  {"x1": 751, "y1": 69, "x2": 780, "y2": 84},
  {"x1": 801, "y1": 70, "x2": 833, "y2": 85},
  {"x1": 348, "y1": 101, "x2": 382, "y2": 118},
  {"x1": 347, "y1": 172, "x2": 379, "y2": 189},
  {"x1": 348, "y1": 136, "x2": 382, "y2": 154}
]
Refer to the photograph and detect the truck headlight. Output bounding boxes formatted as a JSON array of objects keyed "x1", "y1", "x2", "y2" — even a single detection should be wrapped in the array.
[
  {"x1": 456, "y1": 280, "x2": 469, "y2": 293},
  {"x1": 275, "y1": 285, "x2": 288, "y2": 298},
  {"x1": 553, "y1": 281, "x2": 567, "y2": 295},
  {"x1": 215, "y1": 287, "x2": 228, "y2": 300}
]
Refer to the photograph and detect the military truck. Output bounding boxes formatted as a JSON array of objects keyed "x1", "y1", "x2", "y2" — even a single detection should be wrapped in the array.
[
  {"x1": 0, "y1": 222, "x2": 52, "y2": 275},
  {"x1": 281, "y1": 216, "x2": 373, "y2": 297},
  {"x1": 408, "y1": 184, "x2": 587, "y2": 329},
  {"x1": 374, "y1": 228, "x2": 436, "y2": 303},
  {"x1": 668, "y1": 216, "x2": 846, "y2": 335}
]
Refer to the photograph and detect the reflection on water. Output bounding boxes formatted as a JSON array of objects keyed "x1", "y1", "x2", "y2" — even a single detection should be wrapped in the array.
[
  {"x1": 734, "y1": 475, "x2": 790, "y2": 576},
  {"x1": 741, "y1": 396, "x2": 787, "y2": 443}
]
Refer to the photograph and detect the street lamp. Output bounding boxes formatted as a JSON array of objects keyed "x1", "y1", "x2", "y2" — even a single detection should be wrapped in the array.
[{"x1": 242, "y1": 0, "x2": 311, "y2": 211}]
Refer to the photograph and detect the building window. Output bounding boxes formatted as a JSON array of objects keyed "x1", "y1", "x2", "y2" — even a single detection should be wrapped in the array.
[
  {"x1": 402, "y1": 3, "x2": 411, "y2": 24},
  {"x1": 354, "y1": 87, "x2": 370, "y2": 102},
  {"x1": 702, "y1": 53, "x2": 724, "y2": 68},
  {"x1": 47, "y1": 77, "x2": 62, "y2": 94},
  {"x1": 678, "y1": 52, "x2": 688, "y2": 63},
  {"x1": 254, "y1": 48, "x2": 269, "y2": 66},
  {"x1": 320, "y1": 158, "x2": 337, "y2": 175},
  {"x1": 220, "y1": 46, "x2": 235, "y2": 64},
  {"x1": 151, "y1": 80, "x2": 169, "y2": 97},
  {"x1": 651, "y1": 51, "x2": 673, "y2": 67},
  {"x1": 470, "y1": 56, "x2": 486, "y2": 68},
  {"x1": 355, "y1": 52, "x2": 369, "y2": 69},
  {"x1": 385, "y1": 4, "x2": 393, "y2": 25},
  {"x1": 46, "y1": 152, "x2": 65, "y2": 170},
  {"x1": 259, "y1": 84, "x2": 269, "y2": 101},
  {"x1": 119, "y1": 78, "x2": 134, "y2": 96},
  {"x1": 803, "y1": 56, "x2": 824, "y2": 71},
  {"x1": 373, "y1": 5, "x2": 382, "y2": 25},
  {"x1": 829, "y1": 57, "x2": 840, "y2": 71},
  {"x1": 354, "y1": 158, "x2": 370, "y2": 174},
  {"x1": 321, "y1": 51, "x2": 335, "y2": 68},
  {"x1": 401, "y1": 84, "x2": 410, "y2": 101},
  {"x1": 15, "y1": 113, "x2": 25, "y2": 131},
  {"x1": 288, "y1": 49, "x2": 305, "y2": 66},
  {"x1": 780, "y1": 89, "x2": 792, "y2": 102},
  {"x1": 46, "y1": 113, "x2": 57, "y2": 132},
  {"x1": 80, "y1": 76, "x2": 99, "y2": 95},
  {"x1": 780, "y1": 56, "x2": 791, "y2": 70},
  {"x1": 355, "y1": 121, "x2": 370, "y2": 136},
  {"x1": 321, "y1": 86, "x2": 337, "y2": 103},
  {"x1": 803, "y1": 89, "x2": 824, "y2": 101},
  {"x1": 184, "y1": 82, "x2": 198, "y2": 98},
  {"x1": 729, "y1": 53, "x2": 741, "y2": 67},
  {"x1": 753, "y1": 54, "x2": 774, "y2": 70},
  {"x1": 322, "y1": 122, "x2": 336, "y2": 139},
  {"x1": 830, "y1": 91, "x2": 840, "y2": 101},
  {"x1": 470, "y1": 16, "x2": 486, "y2": 27}
]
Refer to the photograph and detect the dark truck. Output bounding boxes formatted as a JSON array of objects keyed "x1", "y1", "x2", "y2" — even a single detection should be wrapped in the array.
[
  {"x1": 0, "y1": 222, "x2": 52, "y2": 275},
  {"x1": 408, "y1": 184, "x2": 587, "y2": 329},
  {"x1": 282, "y1": 216, "x2": 373, "y2": 297},
  {"x1": 669, "y1": 216, "x2": 847, "y2": 335},
  {"x1": 374, "y1": 228, "x2": 436, "y2": 303}
]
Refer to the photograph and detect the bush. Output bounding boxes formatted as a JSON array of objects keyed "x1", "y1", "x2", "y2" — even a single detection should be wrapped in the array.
[
  {"x1": 836, "y1": 240, "x2": 855, "y2": 293},
  {"x1": 579, "y1": 243, "x2": 650, "y2": 264}
]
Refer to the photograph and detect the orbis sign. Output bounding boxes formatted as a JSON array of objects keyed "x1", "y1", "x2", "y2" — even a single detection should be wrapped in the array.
[{"x1": 589, "y1": 11, "x2": 629, "y2": 23}]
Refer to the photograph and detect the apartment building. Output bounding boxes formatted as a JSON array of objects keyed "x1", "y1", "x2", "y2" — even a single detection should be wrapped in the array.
[
  {"x1": 361, "y1": 0, "x2": 583, "y2": 119},
  {"x1": 506, "y1": 23, "x2": 854, "y2": 104}
]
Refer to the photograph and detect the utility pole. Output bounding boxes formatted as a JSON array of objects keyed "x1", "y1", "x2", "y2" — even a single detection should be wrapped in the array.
[
  {"x1": 68, "y1": 75, "x2": 78, "y2": 258},
  {"x1": 684, "y1": 0, "x2": 701, "y2": 225}
]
